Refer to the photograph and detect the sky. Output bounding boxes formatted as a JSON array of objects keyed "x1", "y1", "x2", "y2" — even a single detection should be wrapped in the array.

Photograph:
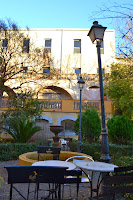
[{"x1": 0, "y1": 0, "x2": 133, "y2": 30}]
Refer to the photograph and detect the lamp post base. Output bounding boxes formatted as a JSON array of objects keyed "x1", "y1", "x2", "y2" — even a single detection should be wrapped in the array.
[{"x1": 100, "y1": 154, "x2": 111, "y2": 163}]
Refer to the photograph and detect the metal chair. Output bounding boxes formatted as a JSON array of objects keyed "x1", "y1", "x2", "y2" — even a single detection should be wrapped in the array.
[
  {"x1": 66, "y1": 156, "x2": 94, "y2": 182},
  {"x1": 5, "y1": 165, "x2": 67, "y2": 200},
  {"x1": 63, "y1": 169, "x2": 82, "y2": 199},
  {"x1": 37, "y1": 146, "x2": 61, "y2": 161},
  {"x1": 89, "y1": 165, "x2": 133, "y2": 200},
  {"x1": 64, "y1": 155, "x2": 94, "y2": 198}
]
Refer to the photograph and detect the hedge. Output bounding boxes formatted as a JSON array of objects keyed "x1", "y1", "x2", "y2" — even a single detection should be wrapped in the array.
[
  {"x1": 0, "y1": 139, "x2": 47, "y2": 161},
  {"x1": 69, "y1": 140, "x2": 133, "y2": 166},
  {"x1": 0, "y1": 140, "x2": 133, "y2": 166}
]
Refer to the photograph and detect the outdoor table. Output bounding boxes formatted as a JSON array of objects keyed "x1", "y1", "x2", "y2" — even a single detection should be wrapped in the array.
[
  {"x1": 76, "y1": 161, "x2": 118, "y2": 197},
  {"x1": 32, "y1": 160, "x2": 76, "y2": 170},
  {"x1": 32, "y1": 160, "x2": 76, "y2": 199}
]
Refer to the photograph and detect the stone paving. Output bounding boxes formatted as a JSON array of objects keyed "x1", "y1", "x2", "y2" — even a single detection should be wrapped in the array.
[{"x1": 0, "y1": 160, "x2": 90, "y2": 200}]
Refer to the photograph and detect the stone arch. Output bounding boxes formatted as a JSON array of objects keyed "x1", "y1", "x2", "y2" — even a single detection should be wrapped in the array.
[
  {"x1": 37, "y1": 85, "x2": 73, "y2": 100},
  {"x1": 83, "y1": 85, "x2": 100, "y2": 100},
  {"x1": 40, "y1": 115, "x2": 53, "y2": 124},
  {"x1": 32, "y1": 115, "x2": 52, "y2": 124},
  {"x1": 57, "y1": 116, "x2": 77, "y2": 125}
]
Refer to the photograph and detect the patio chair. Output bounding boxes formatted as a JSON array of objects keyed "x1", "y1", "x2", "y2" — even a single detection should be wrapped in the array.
[
  {"x1": 37, "y1": 146, "x2": 61, "y2": 161},
  {"x1": 5, "y1": 165, "x2": 67, "y2": 200},
  {"x1": 89, "y1": 165, "x2": 133, "y2": 200},
  {"x1": 64, "y1": 156, "x2": 94, "y2": 198},
  {"x1": 63, "y1": 168, "x2": 82, "y2": 199}
]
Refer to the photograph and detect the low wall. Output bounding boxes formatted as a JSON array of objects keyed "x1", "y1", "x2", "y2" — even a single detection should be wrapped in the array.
[{"x1": 19, "y1": 151, "x2": 93, "y2": 166}]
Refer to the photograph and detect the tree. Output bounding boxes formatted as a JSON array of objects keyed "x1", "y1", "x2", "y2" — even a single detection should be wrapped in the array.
[
  {"x1": 0, "y1": 91, "x2": 45, "y2": 142},
  {"x1": 89, "y1": 3, "x2": 133, "y2": 57},
  {"x1": 107, "y1": 115, "x2": 133, "y2": 145},
  {"x1": 4, "y1": 114, "x2": 41, "y2": 143},
  {"x1": 0, "y1": 19, "x2": 53, "y2": 107},
  {"x1": 5, "y1": 90, "x2": 45, "y2": 116},
  {"x1": 74, "y1": 108, "x2": 101, "y2": 143},
  {"x1": 105, "y1": 62, "x2": 133, "y2": 119}
]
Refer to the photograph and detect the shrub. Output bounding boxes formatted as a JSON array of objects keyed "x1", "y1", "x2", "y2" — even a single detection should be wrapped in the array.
[
  {"x1": 4, "y1": 114, "x2": 41, "y2": 143},
  {"x1": 0, "y1": 139, "x2": 47, "y2": 161},
  {"x1": 107, "y1": 115, "x2": 133, "y2": 145},
  {"x1": 74, "y1": 108, "x2": 101, "y2": 143},
  {"x1": 69, "y1": 140, "x2": 133, "y2": 166}
]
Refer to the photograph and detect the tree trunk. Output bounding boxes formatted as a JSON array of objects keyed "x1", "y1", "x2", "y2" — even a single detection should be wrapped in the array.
[{"x1": 0, "y1": 89, "x2": 3, "y2": 108}]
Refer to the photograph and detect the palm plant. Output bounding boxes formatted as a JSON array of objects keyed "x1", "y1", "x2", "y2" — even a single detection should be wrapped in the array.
[{"x1": 4, "y1": 114, "x2": 41, "y2": 143}]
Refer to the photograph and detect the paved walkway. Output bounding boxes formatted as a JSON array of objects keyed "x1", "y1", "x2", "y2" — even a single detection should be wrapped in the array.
[{"x1": 0, "y1": 160, "x2": 90, "y2": 200}]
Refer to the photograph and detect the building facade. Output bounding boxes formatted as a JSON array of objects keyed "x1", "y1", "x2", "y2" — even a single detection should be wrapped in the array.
[{"x1": 0, "y1": 28, "x2": 115, "y2": 139}]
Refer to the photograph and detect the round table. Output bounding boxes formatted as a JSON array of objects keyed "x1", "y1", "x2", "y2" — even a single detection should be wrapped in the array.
[
  {"x1": 76, "y1": 161, "x2": 118, "y2": 197},
  {"x1": 32, "y1": 160, "x2": 76, "y2": 171},
  {"x1": 76, "y1": 161, "x2": 118, "y2": 172}
]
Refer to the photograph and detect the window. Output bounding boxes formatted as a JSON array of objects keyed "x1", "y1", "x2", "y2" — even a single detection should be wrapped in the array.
[
  {"x1": 1, "y1": 39, "x2": 8, "y2": 52},
  {"x1": 74, "y1": 39, "x2": 81, "y2": 53},
  {"x1": 97, "y1": 68, "x2": 105, "y2": 74},
  {"x1": 2, "y1": 39, "x2": 8, "y2": 47},
  {"x1": 75, "y1": 68, "x2": 81, "y2": 74},
  {"x1": 44, "y1": 39, "x2": 51, "y2": 53},
  {"x1": 43, "y1": 67, "x2": 50, "y2": 73},
  {"x1": 22, "y1": 39, "x2": 30, "y2": 53},
  {"x1": 22, "y1": 66, "x2": 28, "y2": 73},
  {"x1": 43, "y1": 93, "x2": 61, "y2": 99}
]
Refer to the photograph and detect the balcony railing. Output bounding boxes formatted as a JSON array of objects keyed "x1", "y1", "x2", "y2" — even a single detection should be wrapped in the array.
[
  {"x1": 41, "y1": 101, "x2": 62, "y2": 109},
  {"x1": 74, "y1": 101, "x2": 99, "y2": 110},
  {"x1": 1, "y1": 99, "x2": 112, "y2": 114}
]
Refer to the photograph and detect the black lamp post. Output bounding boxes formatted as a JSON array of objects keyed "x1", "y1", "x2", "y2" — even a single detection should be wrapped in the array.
[
  {"x1": 77, "y1": 76, "x2": 85, "y2": 153},
  {"x1": 87, "y1": 21, "x2": 111, "y2": 163}
]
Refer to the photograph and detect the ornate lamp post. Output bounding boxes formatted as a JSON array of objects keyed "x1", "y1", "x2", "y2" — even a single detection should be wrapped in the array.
[
  {"x1": 87, "y1": 21, "x2": 111, "y2": 162},
  {"x1": 77, "y1": 76, "x2": 85, "y2": 153}
]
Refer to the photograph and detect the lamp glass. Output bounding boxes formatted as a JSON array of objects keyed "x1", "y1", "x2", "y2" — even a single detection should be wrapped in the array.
[
  {"x1": 78, "y1": 83, "x2": 84, "y2": 89},
  {"x1": 88, "y1": 21, "x2": 107, "y2": 43},
  {"x1": 78, "y1": 76, "x2": 85, "y2": 89},
  {"x1": 93, "y1": 27, "x2": 106, "y2": 41}
]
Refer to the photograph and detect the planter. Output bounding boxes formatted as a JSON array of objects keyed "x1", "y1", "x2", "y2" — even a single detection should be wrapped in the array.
[{"x1": 19, "y1": 151, "x2": 93, "y2": 166}]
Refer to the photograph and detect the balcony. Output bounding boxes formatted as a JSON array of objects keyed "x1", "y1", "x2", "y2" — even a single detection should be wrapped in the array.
[{"x1": 1, "y1": 99, "x2": 113, "y2": 114}]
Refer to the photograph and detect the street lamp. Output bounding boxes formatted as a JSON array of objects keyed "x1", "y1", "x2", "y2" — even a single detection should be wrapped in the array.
[
  {"x1": 87, "y1": 21, "x2": 111, "y2": 163},
  {"x1": 77, "y1": 76, "x2": 85, "y2": 153}
]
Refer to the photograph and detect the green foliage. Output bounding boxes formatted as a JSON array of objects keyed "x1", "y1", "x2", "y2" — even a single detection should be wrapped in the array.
[
  {"x1": 3, "y1": 91, "x2": 44, "y2": 120},
  {"x1": 0, "y1": 139, "x2": 47, "y2": 161},
  {"x1": 0, "y1": 91, "x2": 45, "y2": 142},
  {"x1": 107, "y1": 115, "x2": 133, "y2": 145},
  {"x1": 74, "y1": 108, "x2": 101, "y2": 143},
  {"x1": 105, "y1": 63, "x2": 133, "y2": 119},
  {"x1": 69, "y1": 140, "x2": 133, "y2": 166},
  {"x1": 4, "y1": 114, "x2": 41, "y2": 143}
]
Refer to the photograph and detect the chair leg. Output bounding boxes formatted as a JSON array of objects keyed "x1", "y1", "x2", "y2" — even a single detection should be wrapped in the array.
[
  {"x1": 27, "y1": 183, "x2": 30, "y2": 200},
  {"x1": 58, "y1": 184, "x2": 61, "y2": 200},
  {"x1": 10, "y1": 184, "x2": 13, "y2": 200},
  {"x1": 69, "y1": 185, "x2": 72, "y2": 198}
]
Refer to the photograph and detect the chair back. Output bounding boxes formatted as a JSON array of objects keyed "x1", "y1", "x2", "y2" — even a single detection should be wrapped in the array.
[
  {"x1": 65, "y1": 155, "x2": 94, "y2": 162},
  {"x1": 64, "y1": 169, "x2": 82, "y2": 184},
  {"x1": 66, "y1": 155, "x2": 94, "y2": 183},
  {"x1": 5, "y1": 165, "x2": 68, "y2": 184},
  {"x1": 5, "y1": 165, "x2": 67, "y2": 184},
  {"x1": 102, "y1": 166, "x2": 133, "y2": 196},
  {"x1": 5, "y1": 166, "x2": 67, "y2": 200},
  {"x1": 37, "y1": 146, "x2": 61, "y2": 160}
]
